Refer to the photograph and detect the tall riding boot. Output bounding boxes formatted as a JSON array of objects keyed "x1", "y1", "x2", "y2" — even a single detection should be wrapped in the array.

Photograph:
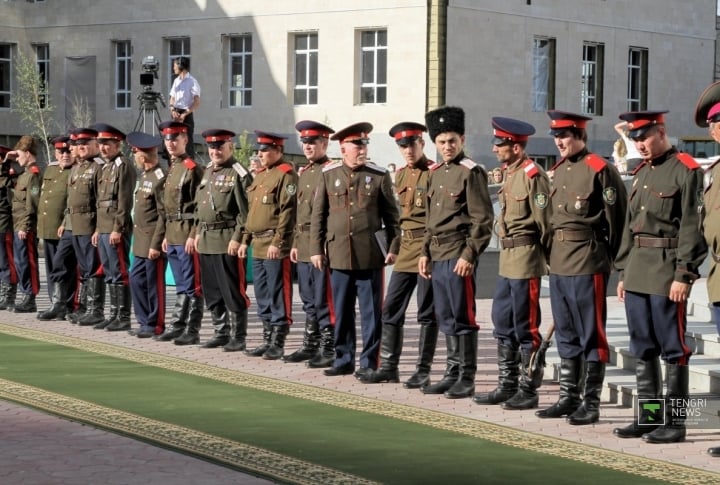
[
  {"x1": 106, "y1": 284, "x2": 131, "y2": 331},
  {"x1": 502, "y1": 349, "x2": 539, "y2": 409},
  {"x1": 155, "y1": 294, "x2": 190, "y2": 341},
  {"x1": 67, "y1": 282, "x2": 88, "y2": 324},
  {"x1": 405, "y1": 324, "x2": 439, "y2": 389},
  {"x1": 37, "y1": 282, "x2": 69, "y2": 321},
  {"x1": 307, "y1": 326, "x2": 335, "y2": 368},
  {"x1": 246, "y1": 321, "x2": 272, "y2": 357},
  {"x1": 283, "y1": 319, "x2": 320, "y2": 363},
  {"x1": 201, "y1": 307, "x2": 229, "y2": 348},
  {"x1": 223, "y1": 309, "x2": 248, "y2": 352},
  {"x1": 366, "y1": 325, "x2": 403, "y2": 383},
  {"x1": 473, "y1": 344, "x2": 520, "y2": 404},
  {"x1": 263, "y1": 324, "x2": 290, "y2": 360},
  {"x1": 174, "y1": 296, "x2": 203, "y2": 346},
  {"x1": 13, "y1": 293, "x2": 37, "y2": 313},
  {"x1": 535, "y1": 356, "x2": 583, "y2": 418},
  {"x1": 445, "y1": 333, "x2": 477, "y2": 399},
  {"x1": 1, "y1": 283, "x2": 17, "y2": 311},
  {"x1": 423, "y1": 335, "x2": 460, "y2": 395},
  {"x1": 0, "y1": 282, "x2": 8, "y2": 311},
  {"x1": 614, "y1": 358, "x2": 663, "y2": 438},
  {"x1": 77, "y1": 278, "x2": 106, "y2": 326},
  {"x1": 567, "y1": 361, "x2": 605, "y2": 425},
  {"x1": 642, "y1": 363, "x2": 688, "y2": 443},
  {"x1": 94, "y1": 283, "x2": 118, "y2": 330}
]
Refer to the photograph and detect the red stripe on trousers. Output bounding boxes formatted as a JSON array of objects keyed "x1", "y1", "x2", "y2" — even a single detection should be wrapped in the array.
[
  {"x1": 593, "y1": 273, "x2": 609, "y2": 363},
  {"x1": 154, "y1": 258, "x2": 166, "y2": 334},
  {"x1": 528, "y1": 277, "x2": 541, "y2": 350},
  {"x1": 281, "y1": 258, "x2": 293, "y2": 325}
]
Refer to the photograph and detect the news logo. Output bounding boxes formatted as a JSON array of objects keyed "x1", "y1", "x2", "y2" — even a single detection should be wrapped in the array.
[{"x1": 638, "y1": 398, "x2": 665, "y2": 426}]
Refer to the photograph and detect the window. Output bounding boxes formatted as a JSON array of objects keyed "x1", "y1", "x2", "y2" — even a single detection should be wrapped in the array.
[
  {"x1": 168, "y1": 37, "x2": 190, "y2": 92},
  {"x1": 228, "y1": 35, "x2": 252, "y2": 108},
  {"x1": 627, "y1": 47, "x2": 648, "y2": 112},
  {"x1": 360, "y1": 29, "x2": 387, "y2": 104},
  {"x1": 35, "y1": 43, "x2": 49, "y2": 108},
  {"x1": 531, "y1": 37, "x2": 555, "y2": 111},
  {"x1": 0, "y1": 43, "x2": 11, "y2": 109},
  {"x1": 581, "y1": 42, "x2": 604, "y2": 115},
  {"x1": 293, "y1": 33, "x2": 318, "y2": 105},
  {"x1": 114, "y1": 41, "x2": 131, "y2": 109}
]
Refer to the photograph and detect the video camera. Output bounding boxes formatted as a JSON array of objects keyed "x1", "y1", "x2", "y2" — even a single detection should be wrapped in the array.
[{"x1": 140, "y1": 55, "x2": 160, "y2": 89}]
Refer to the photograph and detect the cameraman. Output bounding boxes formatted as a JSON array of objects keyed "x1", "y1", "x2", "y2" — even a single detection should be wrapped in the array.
[{"x1": 169, "y1": 57, "x2": 201, "y2": 159}]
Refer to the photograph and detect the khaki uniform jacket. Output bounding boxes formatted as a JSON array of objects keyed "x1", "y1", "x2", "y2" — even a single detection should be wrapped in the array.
[
  {"x1": 422, "y1": 153, "x2": 494, "y2": 263},
  {"x1": 390, "y1": 157, "x2": 434, "y2": 273},
  {"x1": 95, "y1": 154, "x2": 136, "y2": 234},
  {"x1": 616, "y1": 149, "x2": 707, "y2": 296},
  {"x1": 242, "y1": 161, "x2": 298, "y2": 259},
  {"x1": 38, "y1": 162, "x2": 72, "y2": 240},
  {"x1": 292, "y1": 157, "x2": 330, "y2": 262},
  {"x1": 12, "y1": 164, "x2": 41, "y2": 233},
  {"x1": 194, "y1": 157, "x2": 250, "y2": 254},
  {"x1": 703, "y1": 160, "x2": 720, "y2": 302},
  {"x1": 66, "y1": 158, "x2": 100, "y2": 236},
  {"x1": 160, "y1": 156, "x2": 204, "y2": 245},
  {"x1": 497, "y1": 158, "x2": 552, "y2": 279},
  {"x1": 311, "y1": 161, "x2": 399, "y2": 271},
  {"x1": 0, "y1": 162, "x2": 20, "y2": 233},
  {"x1": 548, "y1": 149, "x2": 627, "y2": 276},
  {"x1": 133, "y1": 165, "x2": 166, "y2": 258}
]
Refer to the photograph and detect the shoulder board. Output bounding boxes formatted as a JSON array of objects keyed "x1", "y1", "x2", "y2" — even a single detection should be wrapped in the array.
[
  {"x1": 298, "y1": 164, "x2": 309, "y2": 175},
  {"x1": 522, "y1": 159, "x2": 539, "y2": 178},
  {"x1": 584, "y1": 153, "x2": 607, "y2": 173},
  {"x1": 93, "y1": 157, "x2": 105, "y2": 165},
  {"x1": 154, "y1": 168, "x2": 165, "y2": 180},
  {"x1": 322, "y1": 160, "x2": 343, "y2": 172},
  {"x1": 427, "y1": 161, "x2": 439, "y2": 170},
  {"x1": 183, "y1": 158, "x2": 197, "y2": 170},
  {"x1": 365, "y1": 162, "x2": 387, "y2": 174},
  {"x1": 431, "y1": 162, "x2": 443, "y2": 171},
  {"x1": 30, "y1": 165, "x2": 40, "y2": 174},
  {"x1": 232, "y1": 163, "x2": 249, "y2": 177},
  {"x1": 707, "y1": 157, "x2": 720, "y2": 171},
  {"x1": 277, "y1": 162, "x2": 293, "y2": 174},
  {"x1": 48, "y1": 161, "x2": 59, "y2": 166},
  {"x1": 460, "y1": 158, "x2": 479, "y2": 170},
  {"x1": 676, "y1": 152, "x2": 701, "y2": 170}
]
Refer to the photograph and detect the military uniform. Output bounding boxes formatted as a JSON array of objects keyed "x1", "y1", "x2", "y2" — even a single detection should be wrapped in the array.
[
  {"x1": 0, "y1": 145, "x2": 19, "y2": 310},
  {"x1": 195, "y1": 129, "x2": 251, "y2": 350},
  {"x1": 243, "y1": 131, "x2": 297, "y2": 360},
  {"x1": 311, "y1": 122, "x2": 400, "y2": 378},
  {"x1": 11, "y1": 160, "x2": 41, "y2": 311}
]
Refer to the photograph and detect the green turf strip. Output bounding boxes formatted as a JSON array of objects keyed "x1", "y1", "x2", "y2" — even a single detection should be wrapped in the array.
[{"x1": 0, "y1": 333, "x2": 666, "y2": 485}]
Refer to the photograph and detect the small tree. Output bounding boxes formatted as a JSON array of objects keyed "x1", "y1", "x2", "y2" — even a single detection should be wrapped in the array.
[
  {"x1": 233, "y1": 130, "x2": 255, "y2": 167},
  {"x1": 13, "y1": 50, "x2": 56, "y2": 163},
  {"x1": 69, "y1": 93, "x2": 94, "y2": 130}
]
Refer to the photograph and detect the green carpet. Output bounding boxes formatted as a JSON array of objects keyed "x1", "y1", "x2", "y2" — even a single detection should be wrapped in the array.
[{"x1": 0, "y1": 329, "x2": 706, "y2": 484}]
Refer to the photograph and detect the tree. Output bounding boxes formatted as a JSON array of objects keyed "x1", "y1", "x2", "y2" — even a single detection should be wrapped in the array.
[
  {"x1": 13, "y1": 50, "x2": 56, "y2": 164},
  {"x1": 233, "y1": 130, "x2": 255, "y2": 167}
]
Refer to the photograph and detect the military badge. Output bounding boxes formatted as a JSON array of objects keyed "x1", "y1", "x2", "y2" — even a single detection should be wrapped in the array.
[
  {"x1": 286, "y1": 184, "x2": 297, "y2": 195},
  {"x1": 334, "y1": 179, "x2": 341, "y2": 187},
  {"x1": 575, "y1": 200, "x2": 583, "y2": 210},
  {"x1": 262, "y1": 195, "x2": 268, "y2": 204},
  {"x1": 603, "y1": 187, "x2": 617, "y2": 205},
  {"x1": 31, "y1": 186, "x2": 40, "y2": 196},
  {"x1": 534, "y1": 192, "x2": 548, "y2": 209}
]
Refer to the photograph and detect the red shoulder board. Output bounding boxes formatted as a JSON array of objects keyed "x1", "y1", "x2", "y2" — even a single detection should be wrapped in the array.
[
  {"x1": 676, "y1": 152, "x2": 700, "y2": 170},
  {"x1": 431, "y1": 163, "x2": 443, "y2": 171},
  {"x1": 521, "y1": 159, "x2": 539, "y2": 178},
  {"x1": 428, "y1": 161, "x2": 439, "y2": 170},
  {"x1": 183, "y1": 158, "x2": 197, "y2": 170},
  {"x1": 30, "y1": 165, "x2": 40, "y2": 174},
  {"x1": 298, "y1": 164, "x2": 309, "y2": 175},
  {"x1": 278, "y1": 162, "x2": 293, "y2": 174},
  {"x1": 584, "y1": 153, "x2": 607, "y2": 173}
]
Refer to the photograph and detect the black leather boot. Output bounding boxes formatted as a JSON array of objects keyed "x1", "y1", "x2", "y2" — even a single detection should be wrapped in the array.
[
  {"x1": 501, "y1": 349, "x2": 539, "y2": 410},
  {"x1": 474, "y1": 344, "x2": 520, "y2": 404},
  {"x1": 365, "y1": 324, "x2": 403, "y2": 383},
  {"x1": 94, "y1": 283, "x2": 117, "y2": 330},
  {"x1": 614, "y1": 358, "x2": 662, "y2": 438},
  {"x1": 246, "y1": 321, "x2": 272, "y2": 357},
  {"x1": 445, "y1": 333, "x2": 477, "y2": 399},
  {"x1": 0, "y1": 282, "x2": 8, "y2": 311},
  {"x1": 77, "y1": 278, "x2": 106, "y2": 327},
  {"x1": 567, "y1": 361, "x2": 605, "y2": 425},
  {"x1": 201, "y1": 307, "x2": 229, "y2": 348},
  {"x1": 404, "y1": 324, "x2": 439, "y2": 389},
  {"x1": 155, "y1": 294, "x2": 190, "y2": 341},
  {"x1": 67, "y1": 282, "x2": 88, "y2": 324},
  {"x1": 535, "y1": 357, "x2": 583, "y2": 418},
  {"x1": 174, "y1": 296, "x2": 203, "y2": 345},
  {"x1": 13, "y1": 293, "x2": 36, "y2": 313},
  {"x1": 708, "y1": 446, "x2": 720, "y2": 457},
  {"x1": 223, "y1": 309, "x2": 248, "y2": 352},
  {"x1": 37, "y1": 282, "x2": 69, "y2": 321},
  {"x1": 106, "y1": 284, "x2": 131, "y2": 331},
  {"x1": 1, "y1": 283, "x2": 17, "y2": 311},
  {"x1": 263, "y1": 324, "x2": 289, "y2": 360},
  {"x1": 283, "y1": 319, "x2": 320, "y2": 363},
  {"x1": 423, "y1": 335, "x2": 459, "y2": 395},
  {"x1": 642, "y1": 363, "x2": 688, "y2": 443},
  {"x1": 307, "y1": 326, "x2": 335, "y2": 368}
]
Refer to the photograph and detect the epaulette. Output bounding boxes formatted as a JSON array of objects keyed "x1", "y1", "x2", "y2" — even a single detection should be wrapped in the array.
[
  {"x1": 154, "y1": 168, "x2": 165, "y2": 181},
  {"x1": 232, "y1": 162, "x2": 249, "y2": 178},
  {"x1": 459, "y1": 158, "x2": 479, "y2": 171},
  {"x1": 365, "y1": 162, "x2": 387, "y2": 174},
  {"x1": 428, "y1": 161, "x2": 439, "y2": 170},
  {"x1": 277, "y1": 162, "x2": 294, "y2": 174},
  {"x1": 522, "y1": 159, "x2": 539, "y2": 178},
  {"x1": 322, "y1": 160, "x2": 343, "y2": 172},
  {"x1": 183, "y1": 158, "x2": 197, "y2": 170},
  {"x1": 584, "y1": 153, "x2": 607, "y2": 173},
  {"x1": 431, "y1": 162, "x2": 443, "y2": 171},
  {"x1": 298, "y1": 164, "x2": 309, "y2": 175},
  {"x1": 48, "y1": 161, "x2": 59, "y2": 166},
  {"x1": 676, "y1": 152, "x2": 701, "y2": 170},
  {"x1": 706, "y1": 157, "x2": 720, "y2": 172},
  {"x1": 30, "y1": 165, "x2": 40, "y2": 174}
]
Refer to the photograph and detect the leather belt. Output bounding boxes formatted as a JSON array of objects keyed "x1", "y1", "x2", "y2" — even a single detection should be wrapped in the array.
[
  {"x1": 200, "y1": 220, "x2": 236, "y2": 231},
  {"x1": 97, "y1": 200, "x2": 118, "y2": 209},
  {"x1": 634, "y1": 236, "x2": 678, "y2": 249},
  {"x1": 401, "y1": 228, "x2": 425, "y2": 240},
  {"x1": 68, "y1": 206, "x2": 94, "y2": 214},
  {"x1": 166, "y1": 213, "x2": 194, "y2": 222},
  {"x1": 554, "y1": 229, "x2": 595, "y2": 242},
  {"x1": 296, "y1": 223, "x2": 311, "y2": 233},
  {"x1": 252, "y1": 230, "x2": 275, "y2": 238},
  {"x1": 430, "y1": 232, "x2": 466, "y2": 245},
  {"x1": 500, "y1": 235, "x2": 537, "y2": 249}
]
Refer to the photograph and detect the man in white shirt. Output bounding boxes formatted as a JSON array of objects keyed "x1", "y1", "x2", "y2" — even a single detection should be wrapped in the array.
[{"x1": 169, "y1": 57, "x2": 201, "y2": 159}]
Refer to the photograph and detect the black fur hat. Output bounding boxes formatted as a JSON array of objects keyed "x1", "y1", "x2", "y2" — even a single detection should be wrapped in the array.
[{"x1": 425, "y1": 106, "x2": 465, "y2": 141}]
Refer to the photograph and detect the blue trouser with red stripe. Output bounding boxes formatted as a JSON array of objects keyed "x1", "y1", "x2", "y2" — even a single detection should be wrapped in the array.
[
  {"x1": 130, "y1": 255, "x2": 167, "y2": 331},
  {"x1": 431, "y1": 258, "x2": 478, "y2": 336},
  {"x1": 491, "y1": 276, "x2": 542, "y2": 353},
  {"x1": 0, "y1": 231, "x2": 17, "y2": 285},
  {"x1": 98, "y1": 232, "x2": 131, "y2": 285},
  {"x1": 13, "y1": 232, "x2": 39, "y2": 296},
  {"x1": 296, "y1": 260, "x2": 333, "y2": 330},
  {"x1": 166, "y1": 244, "x2": 202, "y2": 297},
  {"x1": 253, "y1": 257, "x2": 293, "y2": 327},
  {"x1": 199, "y1": 253, "x2": 249, "y2": 314}
]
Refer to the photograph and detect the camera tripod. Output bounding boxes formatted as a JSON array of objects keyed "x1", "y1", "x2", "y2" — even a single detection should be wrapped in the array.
[{"x1": 133, "y1": 90, "x2": 165, "y2": 135}]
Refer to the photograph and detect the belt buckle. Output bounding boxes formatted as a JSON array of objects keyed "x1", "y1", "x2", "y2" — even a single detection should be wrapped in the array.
[{"x1": 556, "y1": 230, "x2": 564, "y2": 241}]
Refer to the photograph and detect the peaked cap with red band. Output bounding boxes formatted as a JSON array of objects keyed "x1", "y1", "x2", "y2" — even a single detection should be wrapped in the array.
[
  {"x1": 694, "y1": 81, "x2": 720, "y2": 128},
  {"x1": 331, "y1": 122, "x2": 373, "y2": 144},
  {"x1": 491, "y1": 116, "x2": 535, "y2": 145},
  {"x1": 388, "y1": 121, "x2": 426, "y2": 146},
  {"x1": 91, "y1": 123, "x2": 125, "y2": 141},
  {"x1": 295, "y1": 120, "x2": 335, "y2": 142},
  {"x1": 547, "y1": 110, "x2": 592, "y2": 136},
  {"x1": 254, "y1": 130, "x2": 287, "y2": 149},
  {"x1": 158, "y1": 121, "x2": 189, "y2": 140},
  {"x1": 618, "y1": 110, "x2": 668, "y2": 138}
]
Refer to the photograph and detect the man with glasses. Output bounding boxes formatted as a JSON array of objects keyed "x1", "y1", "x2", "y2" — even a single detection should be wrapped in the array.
[
  {"x1": 284, "y1": 120, "x2": 336, "y2": 367},
  {"x1": 613, "y1": 111, "x2": 707, "y2": 443},
  {"x1": 242, "y1": 131, "x2": 298, "y2": 359},
  {"x1": 311, "y1": 122, "x2": 399, "y2": 378},
  {"x1": 194, "y1": 129, "x2": 251, "y2": 349},
  {"x1": 0, "y1": 144, "x2": 19, "y2": 311},
  {"x1": 37, "y1": 135, "x2": 78, "y2": 320}
]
